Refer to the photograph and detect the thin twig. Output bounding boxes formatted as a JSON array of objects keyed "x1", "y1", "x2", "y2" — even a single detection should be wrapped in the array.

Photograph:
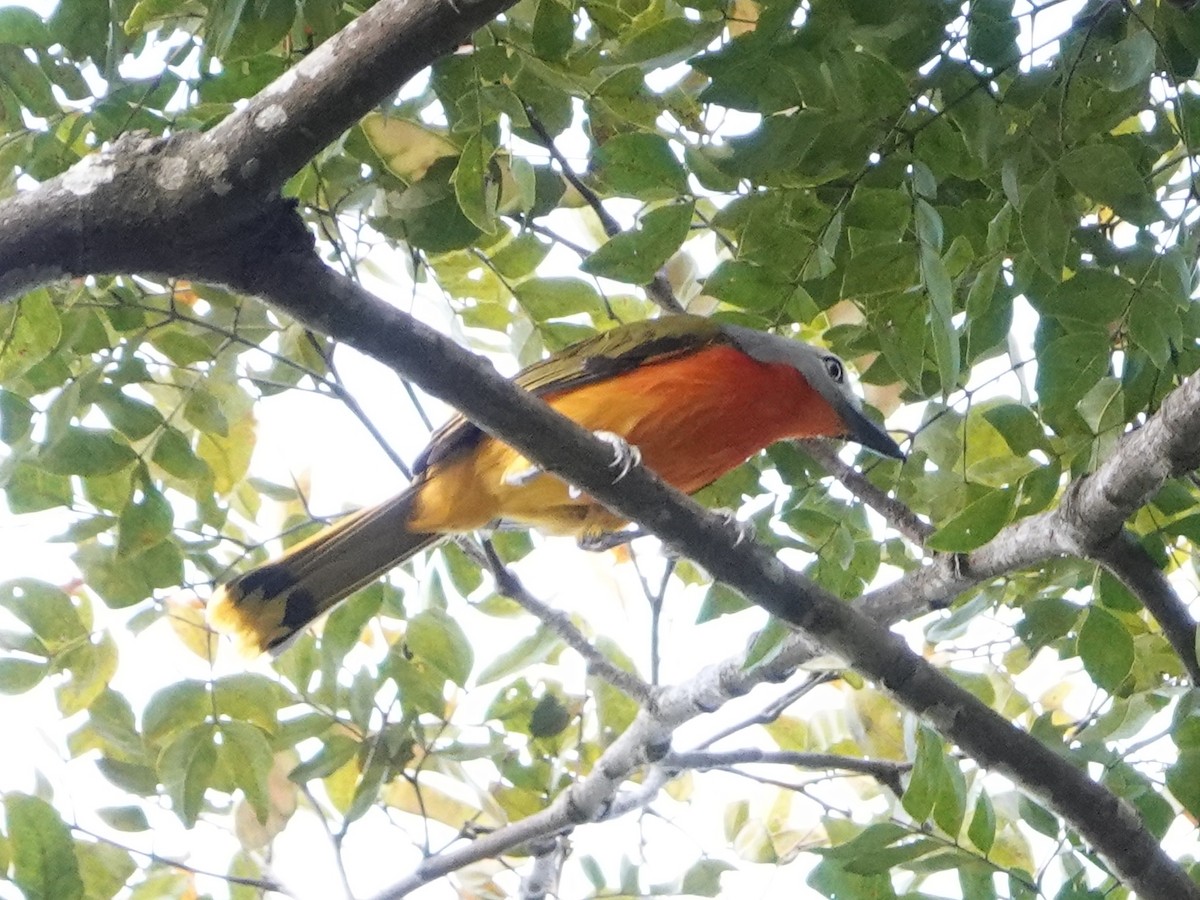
[
  {"x1": 664, "y1": 748, "x2": 909, "y2": 796},
  {"x1": 522, "y1": 107, "x2": 683, "y2": 314},
  {"x1": 474, "y1": 539, "x2": 659, "y2": 706},
  {"x1": 72, "y1": 826, "x2": 287, "y2": 894},
  {"x1": 695, "y1": 671, "x2": 836, "y2": 749},
  {"x1": 801, "y1": 438, "x2": 930, "y2": 545}
]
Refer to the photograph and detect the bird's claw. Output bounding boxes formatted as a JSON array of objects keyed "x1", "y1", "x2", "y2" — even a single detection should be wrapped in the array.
[
  {"x1": 577, "y1": 529, "x2": 643, "y2": 552},
  {"x1": 593, "y1": 430, "x2": 642, "y2": 482},
  {"x1": 503, "y1": 464, "x2": 541, "y2": 487},
  {"x1": 713, "y1": 508, "x2": 755, "y2": 546}
]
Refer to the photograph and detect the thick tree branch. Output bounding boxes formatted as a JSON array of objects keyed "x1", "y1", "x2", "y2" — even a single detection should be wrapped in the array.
[
  {"x1": 1, "y1": 0, "x2": 1197, "y2": 893},
  {"x1": 0, "y1": 0, "x2": 521, "y2": 301},
  {"x1": 238, "y1": 253, "x2": 1195, "y2": 900},
  {"x1": 853, "y1": 386, "x2": 1200, "y2": 679}
]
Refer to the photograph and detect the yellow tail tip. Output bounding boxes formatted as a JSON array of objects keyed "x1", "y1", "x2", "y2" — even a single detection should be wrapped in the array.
[{"x1": 208, "y1": 583, "x2": 284, "y2": 657}]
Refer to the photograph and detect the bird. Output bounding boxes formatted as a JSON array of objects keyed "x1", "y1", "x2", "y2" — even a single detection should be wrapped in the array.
[{"x1": 209, "y1": 314, "x2": 904, "y2": 654}]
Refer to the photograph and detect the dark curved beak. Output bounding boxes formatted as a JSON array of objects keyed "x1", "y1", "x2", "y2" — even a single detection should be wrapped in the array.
[{"x1": 842, "y1": 405, "x2": 905, "y2": 460}]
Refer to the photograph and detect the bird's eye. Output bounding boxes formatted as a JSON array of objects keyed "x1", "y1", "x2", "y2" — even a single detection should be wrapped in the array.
[{"x1": 823, "y1": 356, "x2": 844, "y2": 383}]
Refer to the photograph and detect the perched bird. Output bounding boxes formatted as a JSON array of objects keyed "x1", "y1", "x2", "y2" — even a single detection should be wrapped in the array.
[{"x1": 210, "y1": 315, "x2": 903, "y2": 654}]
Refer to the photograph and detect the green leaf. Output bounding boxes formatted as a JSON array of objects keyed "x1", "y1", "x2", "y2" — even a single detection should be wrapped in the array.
[
  {"x1": 151, "y1": 427, "x2": 210, "y2": 482},
  {"x1": 1035, "y1": 332, "x2": 1110, "y2": 424},
  {"x1": 1100, "y1": 28, "x2": 1155, "y2": 92},
  {"x1": 703, "y1": 260, "x2": 801, "y2": 315},
  {"x1": 532, "y1": 0, "x2": 573, "y2": 62},
  {"x1": 116, "y1": 486, "x2": 173, "y2": 558},
  {"x1": 843, "y1": 243, "x2": 919, "y2": 297},
  {"x1": 926, "y1": 487, "x2": 1018, "y2": 552},
  {"x1": 968, "y1": 791, "x2": 996, "y2": 853},
  {"x1": 0, "y1": 7, "x2": 51, "y2": 47},
  {"x1": 406, "y1": 608, "x2": 474, "y2": 687},
  {"x1": 40, "y1": 428, "x2": 135, "y2": 476},
  {"x1": 56, "y1": 633, "x2": 119, "y2": 715},
  {"x1": 681, "y1": 859, "x2": 735, "y2": 896},
  {"x1": 1129, "y1": 289, "x2": 1180, "y2": 369},
  {"x1": 477, "y1": 624, "x2": 563, "y2": 684},
  {"x1": 219, "y1": 721, "x2": 273, "y2": 822},
  {"x1": 452, "y1": 132, "x2": 499, "y2": 232},
  {"x1": 1037, "y1": 269, "x2": 1131, "y2": 329},
  {"x1": 1059, "y1": 144, "x2": 1148, "y2": 213},
  {"x1": 143, "y1": 679, "x2": 210, "y2": 744},
  {"x1": 0, "y1": 657, "x2": 48, "y2": 693},
  {"x1": 903, "y1": 726, "x2": 947, "y2": 821},
  {"x1": 96, "y1": 805, "x2": 151, "y2": 832},
  {"x1": 1020, "y1": 177, "x2": 1068, "y2": 276},
  {"x1": 5, "y1": 793, "x2": 84, "y2": 900},
  {"x1": 1167, "y1": 748, "x2": 1200, "y2": 821},
  {"x1": 0, "y1": 389, "x2": 34, "y2": 443},
  {"x1": 921, "y1": 244, "x2": 960, "y2": 397},
  {"x1": 0, "y1": 45, "x2": 59, "y2": 117},
  {"x1": 581, "y1": 201, "x2": 693, "y2": 285},
  {"x1": 4, "y1": 463, "x2": 72, "y2": 513},
  {"x1": 0, "y1": 579, "x2": 88, "y2": 648},
  {"x1": 224, "y1": 0, "x2": 295, "y2": 59},
  {"x1": 0, "y1": 289, "x2": 62, "y2": 382},
  {"x1": 1078, "y1": 606, "x2": 1134, "y2": 692},
  {"x1": 158, "y1": 724, "x2": 217, "y2": 827},
  {"x1": 594, "y1": 132, "x2": 688, "y2": 200},
  {"x1": 529, "y1": 691, "x2": 570, "y2": 737},
  {"x1": 97, "y1": 390, "x2": 163, "y2": 440},
  {"x1": 515, "y1": 278, "x2": 603, "y2": 321},
  {"x1": 75, "y1": 840, "x2": 136, "y2": 900},
  {"x1": 385, "y1": 158, "x2": 483, "y2": 253},
  {"x1": 967, "y1": 0, "x2": 1018, "y2": 68},
  {"x1": 212, "y1": 673, "x2": 282, "y2": 733}
]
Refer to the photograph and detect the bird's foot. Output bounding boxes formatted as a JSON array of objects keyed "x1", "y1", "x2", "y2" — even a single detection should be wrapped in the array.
[
  {"x1": 594, "y1": 430, "x2": 642, "y2": 482},
  {"x1": 713, "y1": 508, "x2": 755, "y2": 546},
  {"x1": 503, "y1": 463, "x2": 541, "y2": 487},
  {"x1": 577, "y1": 528, "x2": 645, "y2": 552}
]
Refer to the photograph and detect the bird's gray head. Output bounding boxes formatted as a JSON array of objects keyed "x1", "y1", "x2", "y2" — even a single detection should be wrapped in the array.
[{"x1": 721, "y1": 324, "x2": 904, "y2": 460}]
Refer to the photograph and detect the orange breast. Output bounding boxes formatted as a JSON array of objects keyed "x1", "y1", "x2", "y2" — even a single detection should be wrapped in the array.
[{"x1": 407, "y1": 344, "x2": 845, "y2": 536}]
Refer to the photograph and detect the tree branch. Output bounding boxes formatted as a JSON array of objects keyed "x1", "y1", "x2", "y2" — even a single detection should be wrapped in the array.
[
  {"x1": 664, "y1": 749, "x2": 909, "y2": 795},
  {"x1": 522, "y1": 108, "x2": 683, "y2": 314},
  {"x1": 800, "y1": 438, "x2": 931, "y2": 545},
  {"x1": 1091, "y1": 528, "x2": 1200, "y2": 682},
  {"x1": 475, "y1": 539, "x2": 658, "y2": 705},
  {"x1": 238, "y1": 253, "x2": 1199, "y2": 900},
  {"x1": 2, "y1": 0, "x2": 1198, "y2": 893}
]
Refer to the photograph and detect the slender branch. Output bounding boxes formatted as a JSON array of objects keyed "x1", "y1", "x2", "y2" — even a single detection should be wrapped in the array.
[
  {"x1": 522, "y1": 108, "x2": 683, "y2": 314},
  {"x1": 72, "y1": 826, "x2": 286, "y2": 893},
  {"x1": 694, "y1": 671, "x2": 836, "y2": 749},
  {"x1": 664, "y1": 749, "x2": 909, "y2": 796},
  {"x1": 476, "y1": 539, "x2": 658, "y2": 706},
  {"x1": 1091, "y1": 528, "x2": 1200, "y2": 682},
  {"x1": 518, "y1": 836, "x2": 564, "y2": 900},
  {"x1": 800, "y1": 438, "x2": 932, "y2": 545}
]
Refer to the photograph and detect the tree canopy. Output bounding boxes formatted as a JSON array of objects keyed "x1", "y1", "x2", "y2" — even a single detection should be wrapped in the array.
[{"x1": 3, "y1": 0, "x2": 1200, "y2": 897}]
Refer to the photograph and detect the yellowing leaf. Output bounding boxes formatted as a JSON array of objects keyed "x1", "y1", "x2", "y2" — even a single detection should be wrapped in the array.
[
  {"x1": 197, "y1": 409, "x2": 255, "y2": 495},
  {"x1": 362, "y1": 113, "x2": 457, "y2": 182},
  {"x1": 384, "y1": 778, "x2": 501, "y2": 829}
]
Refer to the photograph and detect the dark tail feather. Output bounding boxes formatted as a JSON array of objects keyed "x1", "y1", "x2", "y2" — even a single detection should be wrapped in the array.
[{"x1": 209, "y1": 485, "x2": 439, "y2": 655}]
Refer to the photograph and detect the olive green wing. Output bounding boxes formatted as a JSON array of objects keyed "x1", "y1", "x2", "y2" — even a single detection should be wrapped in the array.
[{"x1": 412, "y1": 316, "x2": 727, "y2": 475}]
